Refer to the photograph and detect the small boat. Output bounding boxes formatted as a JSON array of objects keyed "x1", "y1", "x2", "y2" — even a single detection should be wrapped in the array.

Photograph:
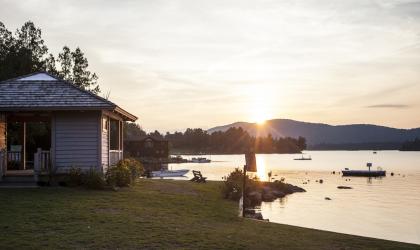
[
  {"x1": 294, "y1": 154, "x2": 312, "y2": 160},
  {"x1": 191, "y1": 157, "x2": 211, "y2": 163},
  {"x1": 150, "y1": 169, "x2": 189, "y2": 177},
  {"x1": 342, "y1": 163, "x2": 386, "y2": 177}
]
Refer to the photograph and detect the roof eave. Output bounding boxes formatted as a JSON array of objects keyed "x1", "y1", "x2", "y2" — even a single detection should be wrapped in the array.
[{"x1": 114, "y1": 106, "x2": 137, "y2": 122}]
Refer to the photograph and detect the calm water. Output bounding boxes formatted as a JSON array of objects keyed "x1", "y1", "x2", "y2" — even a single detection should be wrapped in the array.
[{"x1": 169, "y1": 151, "x2": 420, "y2": 245}]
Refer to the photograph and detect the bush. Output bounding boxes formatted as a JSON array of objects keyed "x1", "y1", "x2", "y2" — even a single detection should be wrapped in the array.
[
  {"x1": 222, "y1": 168, "x2": 257, "y2": 201},
  {"x1": 123, "y1": 158, "x2": 144, "y2": 182},
  {"x1": 82, "y1": 168, "x2": 105, "y2": 190},
  {"x1": 67, "y1": 167, "x2": 84, "y2": 187}
]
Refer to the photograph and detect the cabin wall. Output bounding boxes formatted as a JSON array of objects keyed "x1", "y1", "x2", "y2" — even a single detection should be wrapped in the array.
[{"x1": 53, "y1": 111, "x2": 101, "y2": 171}]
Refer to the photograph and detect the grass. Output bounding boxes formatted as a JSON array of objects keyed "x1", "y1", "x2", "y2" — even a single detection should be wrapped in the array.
[{"x1": 0, "y1": 180, "x2": 418, "y2": 249}]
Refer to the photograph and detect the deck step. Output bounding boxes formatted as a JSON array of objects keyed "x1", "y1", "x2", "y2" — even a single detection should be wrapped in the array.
[
  {"x1": 1, "y1": 175, "x2": 37, "y2": 183},
  {"x1": 0, "y1": 182, "x2": 39, "y2": 188}
]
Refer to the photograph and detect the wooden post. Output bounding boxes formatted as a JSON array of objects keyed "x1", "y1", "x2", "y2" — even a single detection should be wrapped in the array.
[
  {"x1": 34, "y1": 148, "x2": 41, "y2": 182},
  {"x1": 242, "y1": 164, "x2": 247, "y2": 218},
  {"x1": 20, "y1": 122, "x2": 26, "y2": 170},
  {"x1": 0, "y1": 150, "x2": 4, "y2": 181}
]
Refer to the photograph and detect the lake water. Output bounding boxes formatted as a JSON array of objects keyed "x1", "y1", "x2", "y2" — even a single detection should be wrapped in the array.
[{"x1": 169, "y1": 151, "x2": 420, "y2": 245}]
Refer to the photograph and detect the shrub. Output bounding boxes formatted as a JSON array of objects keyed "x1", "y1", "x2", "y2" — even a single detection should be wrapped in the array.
[
  {"x1": 106, "y1": 164, "x2": 130, "y2": 187},
  {"x1": 67, "y1": 167, "x2": 83, "y2": 187},
  {"x1": 105, "y1": 158, "x2": 144, "y2": 187},
  {"x1": 221, "y1": 168, "x2": 257, "y2": 201},
  {"x1": 82, "y1": 168, "x2": 105, "y2": 190},
  {"x1": 123, "y1": 158, "x2": 144, "y2": 182}
]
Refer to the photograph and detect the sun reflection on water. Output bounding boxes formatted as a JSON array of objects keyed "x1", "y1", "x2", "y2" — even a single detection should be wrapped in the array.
[{"x1": 256, "y1": 155, "x2": 267, "y2": 181}]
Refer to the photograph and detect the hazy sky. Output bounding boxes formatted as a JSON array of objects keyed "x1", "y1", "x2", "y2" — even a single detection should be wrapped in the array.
[{"x1": 1, "y1": 0, "x2": 420, "y2": 131}]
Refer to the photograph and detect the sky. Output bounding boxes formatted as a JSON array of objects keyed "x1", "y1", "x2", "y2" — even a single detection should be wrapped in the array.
[{"x1": 1, "y1": 0, "x2": 420, "y2": 132}]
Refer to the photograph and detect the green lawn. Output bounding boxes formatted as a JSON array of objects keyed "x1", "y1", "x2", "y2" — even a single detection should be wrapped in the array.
[{"x1": 0, "y1": 180, "x2": 417, "y2": 249}]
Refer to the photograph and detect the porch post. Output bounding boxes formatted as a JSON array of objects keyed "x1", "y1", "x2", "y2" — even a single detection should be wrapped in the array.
[
  {"x1": 20, "y1": 122, "x2": 26, "y2": 170},
  {"x1": 0, "y1": 113, "x2": 6, "y2": 180},
  {"x1": 33, "y1": 148, "x2": 41, "y2": 182}
]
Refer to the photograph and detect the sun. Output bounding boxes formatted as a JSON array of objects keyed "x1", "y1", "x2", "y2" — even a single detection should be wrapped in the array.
[
  {"x1": 255, "y1": 117, "x2": 266, "y2": 125},
  {"x1": 252, "y1": 109, "x2": 269, "y2": 125}
]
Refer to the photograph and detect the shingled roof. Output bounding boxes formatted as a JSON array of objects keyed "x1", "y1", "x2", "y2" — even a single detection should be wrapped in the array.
[{"x1": 0, "y1": 72, "x2": 137, "y2": 121}]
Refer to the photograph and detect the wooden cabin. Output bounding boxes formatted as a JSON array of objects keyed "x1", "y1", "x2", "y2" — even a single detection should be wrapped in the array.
[
  {"x1": 125, "y1": 136, "x2": 169, "y2": 160},
  {"x1": 0, "y1": 72, "x2": 137, "y2": 181}
]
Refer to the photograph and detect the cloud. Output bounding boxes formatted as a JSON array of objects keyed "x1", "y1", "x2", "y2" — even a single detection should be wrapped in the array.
[{"x1": 365, "y1": 104, "x2": 410, "y2": 108}]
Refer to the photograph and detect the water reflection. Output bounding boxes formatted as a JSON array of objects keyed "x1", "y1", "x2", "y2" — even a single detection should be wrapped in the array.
[
  {"x1": 170, "y1": 151, "x2": 420, "y2": 244},
  {"x1": 256, "y1": 155, "x2": 266, "y2": 181}
]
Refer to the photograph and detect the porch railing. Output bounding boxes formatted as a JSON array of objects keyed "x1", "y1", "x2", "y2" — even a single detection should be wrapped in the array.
[
  {"x1": 34, "y1": 148, "x2": 51, "y2": 174},
  {"x1": 7, "y1": 151, "x2": 21, "y2": 163},
  {"x1": 109, "y1": 150, "x2": 123, "y2": 166}
]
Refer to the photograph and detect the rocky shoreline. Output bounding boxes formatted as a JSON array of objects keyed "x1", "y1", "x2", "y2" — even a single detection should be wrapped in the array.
[{"x1": 243, "y1": 180, "x2": 306, "y2": 220}]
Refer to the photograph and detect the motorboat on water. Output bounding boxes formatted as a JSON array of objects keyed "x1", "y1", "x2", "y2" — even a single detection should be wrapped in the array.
[
  {"x1": 342, "y1": 163, "x2": 386, "y2": 177},
  {"x1": 191, "y1": 157, "x2": 211, "y2": 163},
  {"x1": 294, "y1": 154, "x2": 312, "y2": 161},
  {"x1": 150, "y1": 169, "x2": 189, "y2": 178}
]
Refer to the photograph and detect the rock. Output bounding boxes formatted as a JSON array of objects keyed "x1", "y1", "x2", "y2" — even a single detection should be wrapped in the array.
[
  {"x1": 337, "y1": 186, "x2": 352, "y2": 189},
  {"x1": 262, "y1": 186, "x2": 271, "y2": 193},
  {"x1": 247, "y1": 191, "x2": 262, "y2": 206},
  {"x1": 244, "y1": 209, "x2": 256, "y2": 215},
  {"x1": 245, "y1": 212, "x2": 264, "y2": 220},
  {"x1": 325, "y1": 197, "x2": 332, "y2": 200},
  {"x1": 262, "y1": 192, "x2": 276, "y2": 202},
  {"x1": 271, "y1": 190, "x2": 286, "y2": 198},
  {"x1": 288, "y1": 185, "x2": 306, "y2": 193},
  {"x1": 254, "y1": 212, "x2": 263, "y2": 220},
  {"x1": 391, "y1": 172, "x2": 394, "y2": 176}
]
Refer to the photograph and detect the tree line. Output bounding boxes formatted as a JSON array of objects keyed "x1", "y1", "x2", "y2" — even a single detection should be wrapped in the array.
[
  {"x1": 124, "y1": 123, "x2": 306, "y2": 154},
  {"x1": 0, "y1": 21, "x2": 99, "y2": 93},
  {"x1": 400, "y1": 138, "x2": 420, "y2": 151}
]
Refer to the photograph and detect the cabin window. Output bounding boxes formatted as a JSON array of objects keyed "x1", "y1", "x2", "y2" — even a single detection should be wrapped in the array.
[
  {"x1": 109, "y1": 119, "x2": 121, "y2": 150},
  {"x1": 145, "y1": 139, "x2": 153, "y2": 148}
]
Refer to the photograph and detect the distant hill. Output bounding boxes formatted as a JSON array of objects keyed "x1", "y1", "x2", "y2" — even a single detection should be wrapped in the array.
[{"x1": 207, "y1": 119, "x2": 420, "y2": 149}]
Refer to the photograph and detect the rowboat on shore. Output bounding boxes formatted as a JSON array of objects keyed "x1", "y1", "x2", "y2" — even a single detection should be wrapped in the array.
[
  {"x1": 342, "y1": 163, "x2": 386, "y2": 177},
  {"x1": 150, "y1": 169, "x2": 189, "y2": 178}
]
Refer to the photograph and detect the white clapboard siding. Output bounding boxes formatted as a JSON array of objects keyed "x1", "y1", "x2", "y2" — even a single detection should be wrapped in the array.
[
  {"x1": 101, "y1": 120, "x2": 109, "y2": 171},
  {"x1": 54, "y1": 111, "x2": 100, "y2": 169}
]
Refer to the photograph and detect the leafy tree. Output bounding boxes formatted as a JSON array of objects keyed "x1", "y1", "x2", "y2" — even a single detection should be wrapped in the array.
[
  {"x1": 71, "y1": 47, "x2": 99, "y2": 93},
  {"x1": 0, "y1": 21, "x2": 100, "y2": 94},
  {"x1": 124, "y1": 126, "x2": 307, "y2": 154},
  {"x1": 58, "y1": 46, "x2": 72, "y2": 81},
  {"x1": 124, "y1": 122, "x2": 147, "y2": 139}
]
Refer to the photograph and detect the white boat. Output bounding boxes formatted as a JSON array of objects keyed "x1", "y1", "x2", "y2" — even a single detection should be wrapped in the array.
[
  {"x1": 191, "y1": 157, "x2": 211, "y2": 163},
  {"x1": 151, "y1": 169, "x2": 189, "y2": 178},
  {"x1": 294, "y1": 154, "x2": 312, "y2": 160}
]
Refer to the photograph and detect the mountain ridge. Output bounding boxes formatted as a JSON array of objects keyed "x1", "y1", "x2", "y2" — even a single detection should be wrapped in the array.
[{"x1": 207, "y1": 119, "x2": 420, "y2": 147}]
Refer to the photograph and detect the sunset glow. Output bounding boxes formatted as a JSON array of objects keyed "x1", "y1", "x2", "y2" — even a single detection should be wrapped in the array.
[{"x1": 256, "y1": 155, "x2": 267, "y2": 181}]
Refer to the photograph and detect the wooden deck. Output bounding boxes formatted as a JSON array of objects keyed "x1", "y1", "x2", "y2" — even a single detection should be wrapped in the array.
[{"x1": 4, "y1": 170, "x2": 34, "y2": 176}]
